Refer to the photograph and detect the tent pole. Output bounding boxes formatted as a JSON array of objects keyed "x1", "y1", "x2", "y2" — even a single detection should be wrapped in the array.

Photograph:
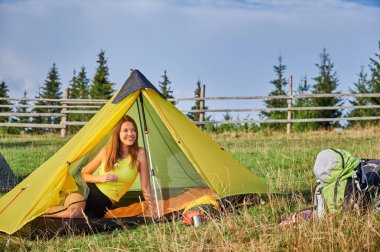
[{"x1": 138, "y1": 93, "x2": 162, "y2": 218}]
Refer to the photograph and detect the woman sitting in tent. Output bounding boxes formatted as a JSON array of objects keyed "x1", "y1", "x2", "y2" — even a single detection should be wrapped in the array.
[{"x1": 44, "y1": 115, "x2": 152, "y2": 218}]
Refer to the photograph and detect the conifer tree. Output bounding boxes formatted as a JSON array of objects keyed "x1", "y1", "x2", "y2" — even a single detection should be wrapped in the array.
[
  {"x1": 159, "y1": 70, "x2": 175, "y2": 104},
  {"x1": 187, "y1": 79, "x2": 204, "y2": 121},
  {"x1": 0, "y1": 81, "x2": 18, "y2": 134},
  {"x1": 69, "y1": 70, "x2": 77, "y2": 96},
  {"x1": 17, "y1": 91, "x2": 29, "y2": 123},
  {"x1": 69, "y1": 67, "x2": 91, "y2": 133},
  {"x1": 0, "y1": 81, "x2": 12, "y2": 123},
  {"x1": 293, "y1": 75, "x2": 315, "y2": 131},
  {"x1": 90, "y1": 50, "x2": 114, "y2": 99},
  {"x1": 186, "y1": 79, "x2": 211, "y2": 129},
  {"x1": 260, "y1": 56, "x2": 288, "y2": 130},
  {"x1": 15, "y1": 91, "x2": 29, "y2": 133},
  {"x1": 32, "y1": 63, "x2": 62, "y2": 131},
  {"x1": 31, "y1": 90, "x2": 47, "y2": 130},
  {"x1": 70, "y1": 66, "x2": 90, "y2": 99},
  {"x1": 311, "y1": 48, "x2": 342, "y2": 129},
  {"x1": 367, "y1": 41, "x2": 380, "y2": 120},
  {"x1": 43, "y1": 63, "x2": 62, "y2": 125},
  {"x1": 347, "y1": 67, "x2": 372, "y2": 127}
]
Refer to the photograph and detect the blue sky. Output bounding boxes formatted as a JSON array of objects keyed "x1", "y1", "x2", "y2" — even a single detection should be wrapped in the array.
[{"x1": 0, "y1": 0, "x2": 379, "y2": 115}]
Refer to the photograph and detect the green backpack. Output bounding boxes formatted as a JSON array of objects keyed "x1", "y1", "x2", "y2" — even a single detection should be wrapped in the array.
[{"x1": 313, "y1": 149, "x2": 362, "y2": 218}]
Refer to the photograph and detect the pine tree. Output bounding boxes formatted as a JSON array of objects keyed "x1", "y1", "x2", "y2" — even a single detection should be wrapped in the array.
[
  {"x1": 69, "y1": 70, "x2": 78, "y2": 98},
  {"x1": 293, "y1": 75, "x2": 315, "y2": 131},
  {"x1": 70, "y1": 66, "x2": 90, "y2": 99},
  {"x1": 159, "y1": 70, "x2": 175, "y2": 104},
  {"x1": 347, "y1": 67, "x2": 372, "y2": 127},
  {"x1": 44, "y1": 63, "x2": 62, "y2": 125},
  {"x1": 32, "y1": 63, "x2": 62, "y2": 132},
  {"x1": 311, "y1": 48, "x2": 342, "y2": 129},
  {"x1": 31, "y1": 90, "x2": 47, "y2": 131},
  {"x1": 187, "y1": 79, "x2": 207, "y2": 121},
  {"x1": 367, "y1": 41, "x2": 380, "y2": 119},
  {"x1": 186, "y1": 79, "x2": 211, "y2": 130},
  {"x1": 260, "y1": 56, "x2": 288, "y2": 130},
  {"x1": 13, "y1": 90, "x2": 30, "y2": 134},
  {"x1": 0, "y1": 81, "x2": 18, "y2": 134},
  {"x1": 0, "y1": 81, "x2": 12, "y2": 123},
  {"x1": 90, "y1": 50, "x2": 114, "y2": 99},
  {"x1": 69, "y1": 67, "x2": 91, "y2": 133},
  {"x1": 17, "y1": 91, "x2": 29, "y2": 123}
]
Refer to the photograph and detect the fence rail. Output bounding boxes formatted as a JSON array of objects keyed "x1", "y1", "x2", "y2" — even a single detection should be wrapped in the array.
[{"x1": 1, "y1": 85, "x2": 380, "y2": 136}]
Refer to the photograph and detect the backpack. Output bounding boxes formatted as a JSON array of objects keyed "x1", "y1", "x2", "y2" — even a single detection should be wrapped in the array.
[{"x1": 313, "y1": 149, "x2": 380, "y2": 218}]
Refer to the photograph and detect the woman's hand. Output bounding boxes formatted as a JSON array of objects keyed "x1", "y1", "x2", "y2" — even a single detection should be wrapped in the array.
[{"x1": 101, "y1": 173, "x2": 118, "y2": 183}]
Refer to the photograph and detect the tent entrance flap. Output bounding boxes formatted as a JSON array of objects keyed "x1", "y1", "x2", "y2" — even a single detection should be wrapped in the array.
[
  {"x1": 129, "y1": 94, "x2": 209, "y2": 216},
  {"x1": 66, "y1": 97, "x2": 210, "y2": 217}
]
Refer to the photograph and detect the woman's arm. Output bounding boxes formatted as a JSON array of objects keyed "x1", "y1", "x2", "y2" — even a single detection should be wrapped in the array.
[{"x1": 81, "y1": 148, "x2": 118, "y2": 183}]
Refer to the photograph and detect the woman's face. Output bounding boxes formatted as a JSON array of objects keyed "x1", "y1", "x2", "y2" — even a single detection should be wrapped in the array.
[{"x1": 119, "y1": 121, "x2": 137, "y2": 147}]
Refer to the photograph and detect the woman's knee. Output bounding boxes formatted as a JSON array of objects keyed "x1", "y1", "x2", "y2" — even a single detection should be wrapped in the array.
[
  {"x1": 64, "y1": 193, "x2": 85, "y2": 205},
  {"x1": 63, "y1": 193, "x2": 86, "y2": 218},
  {"x1": 66, "y1": 201, "x2": 86, "y2": 218}
]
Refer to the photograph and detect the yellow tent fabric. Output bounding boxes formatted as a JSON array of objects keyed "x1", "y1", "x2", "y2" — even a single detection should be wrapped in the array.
[
  {"x1": 0, "y1": 70, "x2": 267, "y2": 235},
  {"x1": 144, "y1": 89, "x2": 268, "y2": 196},
  {"x1": 0, "y1": 90, "x2": 139, "y2": 234}
]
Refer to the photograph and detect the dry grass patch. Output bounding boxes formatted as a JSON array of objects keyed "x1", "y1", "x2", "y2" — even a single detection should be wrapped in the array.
[{"x1": 1, "y1": 127, "x2": 380, "y2": 251}]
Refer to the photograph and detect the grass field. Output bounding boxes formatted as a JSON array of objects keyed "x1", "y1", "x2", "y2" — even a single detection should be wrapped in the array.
[{"x1": 1, "y1": 127, "x2": 380, "y2": 251}]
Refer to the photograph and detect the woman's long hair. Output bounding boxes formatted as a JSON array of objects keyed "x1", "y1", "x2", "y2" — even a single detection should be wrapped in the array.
[{"x1": 105, "y1": 115, "x2": 139, "y2": 171}]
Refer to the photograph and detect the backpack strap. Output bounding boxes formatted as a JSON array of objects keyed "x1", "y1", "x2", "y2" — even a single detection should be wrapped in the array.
[
  {"x1": 314, "y1": 180, "x2": 325, "y2": 218},
  {"x1": 330, "y1": 148, "x2": 344, "y2": 170},
  {"x1": 355, "y1": 160, "x2": 369, "y2": 192},
  {"x1": 330, "y1": 148, "x2": 345, "y2": 204}
]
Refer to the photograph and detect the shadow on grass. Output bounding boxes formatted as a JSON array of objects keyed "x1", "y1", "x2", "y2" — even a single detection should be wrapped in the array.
[
  {"x1": 218, "y1": 190, "x2": 315, "y2": 222},
  {"x1": 14, "y1": 216, "x2": 149, "y2": 240}
]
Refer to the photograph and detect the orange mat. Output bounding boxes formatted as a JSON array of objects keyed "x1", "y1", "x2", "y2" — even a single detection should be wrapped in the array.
[{"x1": 104, "y1": 187, "x2": 217, "y2": 218}]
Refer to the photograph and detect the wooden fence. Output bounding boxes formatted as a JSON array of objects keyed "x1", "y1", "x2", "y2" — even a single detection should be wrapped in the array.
[{"x1": 1, "y1": 86, "x2": 380, "y2": 137}]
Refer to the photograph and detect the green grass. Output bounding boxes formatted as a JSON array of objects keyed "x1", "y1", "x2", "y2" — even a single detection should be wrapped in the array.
[
  {"x1": 0, "y1": 134, "x2": 69, "y2": 179},
  {"x1": 1, "y1": 127, "x2": 380, "y2": 251}
]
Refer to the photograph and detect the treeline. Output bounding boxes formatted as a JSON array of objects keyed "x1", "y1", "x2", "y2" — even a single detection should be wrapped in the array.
[
  {"x1": 209, "y1": 42, "x2": 380, "y2": 133},
  {"x1": 0, "y1": 50, "x2": 115, "y2": 134},
  {"x1": 0, "y1": 50, "x2": 202, "y2": 134},
  {"x1": 1, "y1": 42, "x2": 380, "y2": 134}
]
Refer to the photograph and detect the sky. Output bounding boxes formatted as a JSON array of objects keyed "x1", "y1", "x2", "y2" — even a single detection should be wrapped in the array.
[{"x1": 0, "y1": 0, "x2": 379, "y2": 116}]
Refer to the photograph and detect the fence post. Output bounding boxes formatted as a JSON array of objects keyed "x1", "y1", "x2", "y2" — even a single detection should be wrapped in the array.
[
  {"x1": 60, "y1": 88, "x2": 69, "y2": 137},
  {"x1": 199, "y1": 84, "x2": 206, "y2": 130},
  {"x1": 287, "y1": 76, "x2": 293, "y2": 135}
]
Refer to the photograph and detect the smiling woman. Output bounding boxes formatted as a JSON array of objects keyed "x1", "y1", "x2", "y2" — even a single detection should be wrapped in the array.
[{"x1": 43, "y1": 115, "x2": 153, "y2": 218}]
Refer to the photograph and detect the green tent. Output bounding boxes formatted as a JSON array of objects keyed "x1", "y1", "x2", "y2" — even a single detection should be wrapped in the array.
[
  {"x1": 0, "y1": 70, "x2": 268, "y2": 235},
  {"x1": 0, "y1": 153, "x2": 18, "y2": 193}
]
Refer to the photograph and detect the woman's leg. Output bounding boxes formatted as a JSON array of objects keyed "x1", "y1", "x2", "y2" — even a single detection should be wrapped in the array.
[
  {"x1": 84, "y1": 183, "x2": 113, "y2": 218},
  {"x1": 43, "y1": 193, "x2": 86, "y2": 218}
]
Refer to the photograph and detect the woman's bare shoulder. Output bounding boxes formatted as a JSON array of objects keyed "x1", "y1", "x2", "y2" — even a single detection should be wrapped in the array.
[
  {"x1": 95, "y1": 147, "x2": 108, "y2": 161},
  {"x1": 137, "y1": 147, "x2": 146, "y2": 156}
]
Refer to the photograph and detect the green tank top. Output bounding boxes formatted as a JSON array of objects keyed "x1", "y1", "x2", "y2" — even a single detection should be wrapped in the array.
[{"x1": 95, "y1": 155, "x2": 139, "y2": 202}]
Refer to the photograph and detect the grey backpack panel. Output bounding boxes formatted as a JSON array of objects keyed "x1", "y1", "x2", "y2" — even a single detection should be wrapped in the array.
[{"x1": 314, "y1": 149, "x2": 339, "y2": 185}]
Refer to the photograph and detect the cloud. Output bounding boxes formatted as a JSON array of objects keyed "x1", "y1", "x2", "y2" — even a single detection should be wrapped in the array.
[
  {"x1": 0, "y1": 0, "x2": 379, "y2": 101},
  {"x1": 167, "y1": 0, "x2": 380, "y2": 10},
  {"x1": 0, "y1": 51, "x2": 41, "y2": 97}
]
